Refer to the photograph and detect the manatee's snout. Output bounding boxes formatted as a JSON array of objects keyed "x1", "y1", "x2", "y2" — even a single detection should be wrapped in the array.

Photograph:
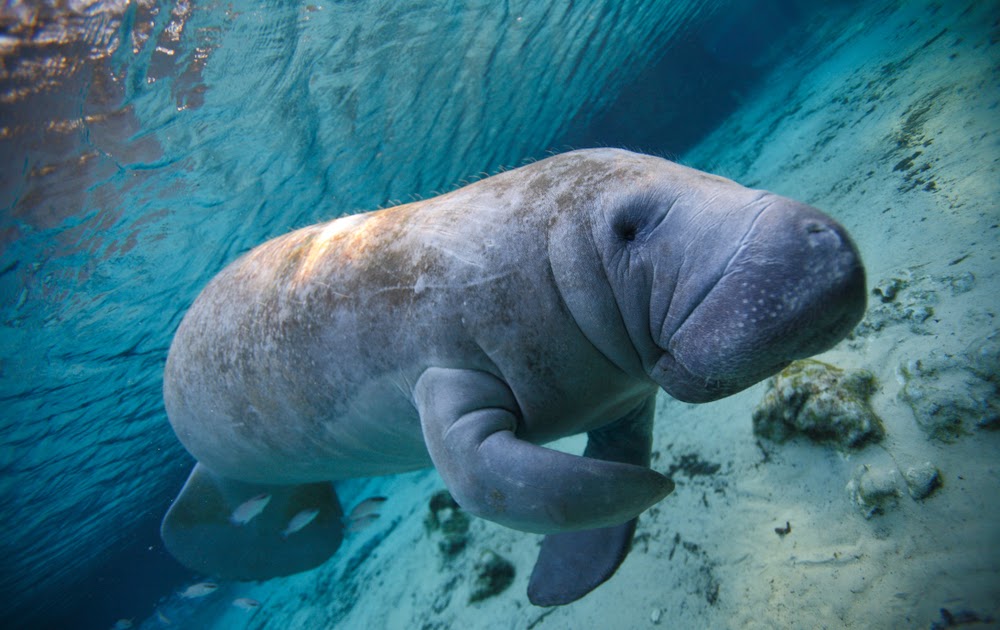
[{"x1": 652, "y1": 198, "x2": 866, "y2": 403}]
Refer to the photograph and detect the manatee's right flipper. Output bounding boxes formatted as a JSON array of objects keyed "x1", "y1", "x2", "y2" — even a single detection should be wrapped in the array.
[
  {"x1": 161, "y1": 463, "x2": 344, "y2": 580},
  {"x1": 414, "y1": 367, "x2": 673, "y2": 533},
  {"x1": 528, "y1": 396, "x2": 660, "y2": 606}
]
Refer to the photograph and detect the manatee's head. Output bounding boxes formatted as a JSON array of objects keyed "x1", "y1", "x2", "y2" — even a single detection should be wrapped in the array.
[{"x1": 583, "y1": 152, "x2": 866, "y2": 403}]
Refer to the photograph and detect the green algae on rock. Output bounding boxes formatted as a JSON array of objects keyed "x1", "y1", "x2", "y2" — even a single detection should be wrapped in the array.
[{"x1": 753, "y1": 360, "x2": 884, "y2": 449}]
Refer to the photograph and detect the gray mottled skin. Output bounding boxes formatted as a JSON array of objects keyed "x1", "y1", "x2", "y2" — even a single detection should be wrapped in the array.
[{"x1": 162, "y1": 148, "x2": 865, "y2": 603}]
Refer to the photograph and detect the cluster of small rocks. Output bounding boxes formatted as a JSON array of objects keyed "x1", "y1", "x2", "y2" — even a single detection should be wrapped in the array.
[
  {"x1": 846, "y1": 462, "x2": 941, "y2": 519},
  {"x1": 753, "y1": 359, "x2": 950, "y2": 519},
  {"x1": 850, "y1": 268, "x2": 975, "y2": 339},
  {"x1": 424, "y1": 490, "x2": 515, "y2": 604}
]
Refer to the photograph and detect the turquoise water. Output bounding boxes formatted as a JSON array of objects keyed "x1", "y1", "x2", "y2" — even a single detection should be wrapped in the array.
[
  {"x1": 1, "y1": 2, "x2": 728, "y2": 625},
  {"x1": 2, "y1": 1, "x2": 996, "y2": 628}
]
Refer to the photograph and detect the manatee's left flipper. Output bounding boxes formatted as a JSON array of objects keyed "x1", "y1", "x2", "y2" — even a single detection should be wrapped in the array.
[
  {"x1": 161, "y1": 463, "x2": 344, "y2": 580},
  {"x1": 414, "y1": 368, "x2": 673, "y2": 533},
  {"x1": 528, "y1": 395, "x2": 661, "y2": 606}
]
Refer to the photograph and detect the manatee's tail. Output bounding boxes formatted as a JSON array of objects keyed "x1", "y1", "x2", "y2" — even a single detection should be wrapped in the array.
[{"x1": 161, "y1": 463, "x2": 344, "y2": 580}]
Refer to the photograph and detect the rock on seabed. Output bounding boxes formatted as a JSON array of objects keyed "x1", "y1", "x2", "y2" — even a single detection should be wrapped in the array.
[{"x1": 753, "y1": 359, "x2": 884, "y2": 449}]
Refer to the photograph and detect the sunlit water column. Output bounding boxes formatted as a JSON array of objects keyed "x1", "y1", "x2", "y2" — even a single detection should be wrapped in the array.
[{"x1": 0, "y1": 0, "x2": 726, "y2": 625}]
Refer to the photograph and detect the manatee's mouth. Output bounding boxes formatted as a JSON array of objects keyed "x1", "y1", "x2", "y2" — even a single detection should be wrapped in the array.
[
  {"x1": 649, "y1": 272, "x2": 727, "y2": 402},
  {"x1": 650, "y1": 280, "x2": 860, "y2": 403},
  {"x1": 649, "y1": 352, "x2": 711, "y2": 403},
  {"x1": 649, "y1": 350, "x2": 789, "y2": 404}
]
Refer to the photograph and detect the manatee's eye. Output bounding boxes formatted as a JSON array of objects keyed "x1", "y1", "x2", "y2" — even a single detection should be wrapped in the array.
[
  {"x1": 609, "y1": 189, "x2": 670, "y2": 244},
  {"x1": 611, "y1": 212, "x2": 642, "y2": 243}
]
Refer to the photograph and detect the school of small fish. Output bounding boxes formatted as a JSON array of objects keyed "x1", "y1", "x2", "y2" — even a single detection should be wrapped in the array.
[
  {"x1": 137, "y1": 585, "x2": 261, "y2": 625},
  {"x1": 227, "y1": 491, "x2": 387, "y2": 537},
  {"x1": 131, "y1": 495, "x2": 389, "y2": 627}
]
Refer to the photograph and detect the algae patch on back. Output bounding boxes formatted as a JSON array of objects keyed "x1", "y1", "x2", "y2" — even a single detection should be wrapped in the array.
[{"x1": 752, "y1": 359, "x2": 884, "y2": 449}]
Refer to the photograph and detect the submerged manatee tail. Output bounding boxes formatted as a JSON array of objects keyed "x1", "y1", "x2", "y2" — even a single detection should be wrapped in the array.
[{"x1": 161, "y1": 463, "x2": 344, "y2": 580}]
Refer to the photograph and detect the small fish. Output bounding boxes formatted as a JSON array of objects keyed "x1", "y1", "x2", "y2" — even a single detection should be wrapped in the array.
[
  {"x1": 229, "y1": 493, "x2": 271, "y2": 526},
  {"x1": 111, "y1": 619, "x2": 133, "y2": 630},
  {"x1": 156, "y1": 610, "x2": 172, "y2": 625},
  {"x1": 347, "y1": 496, "x2": 387, "y2": 521},
  {"x1": 180, "y1": 582, "x2": 218, "y2": 598},
  {"x1": 281, "y1": 508, "x2": 320, "y2": 537},
  {"x1": 346, "y1": 513, "x2": 380, "y2": 533},
  {"x1": 232, "y1": 597, "x2": 261, "y2": 610}
]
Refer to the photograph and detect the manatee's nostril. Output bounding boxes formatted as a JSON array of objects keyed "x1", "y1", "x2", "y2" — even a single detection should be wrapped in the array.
[{"x1": 806, "y1": 220, "x2": 844, "y2": 249}]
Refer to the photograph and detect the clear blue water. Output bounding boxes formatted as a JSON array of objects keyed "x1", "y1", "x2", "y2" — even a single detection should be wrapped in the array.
[
  {"x1": 1, "y1": 0, "x2": 974, "y2": 628},
  {"x1": 1, "y1": 2, "x2": 733, "y2": 625}
]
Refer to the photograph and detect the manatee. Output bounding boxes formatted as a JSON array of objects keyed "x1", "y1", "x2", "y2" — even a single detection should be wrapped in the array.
[{"x1": 160, "y1": 148, "x2": 865, "y2": 605}]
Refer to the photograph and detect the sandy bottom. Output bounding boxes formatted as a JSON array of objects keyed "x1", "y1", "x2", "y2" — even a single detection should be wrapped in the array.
[{"x1": 141, "y1": 1, "x2": 999, "y2": 628}]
